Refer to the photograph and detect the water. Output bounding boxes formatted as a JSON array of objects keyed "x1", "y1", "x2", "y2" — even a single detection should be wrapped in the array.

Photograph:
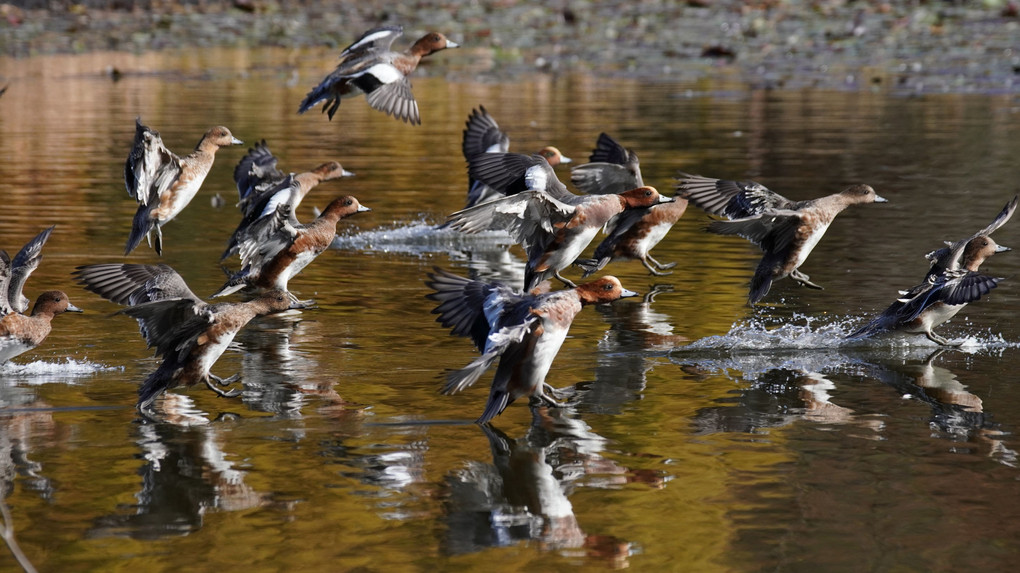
[{"x1": 2, "y1": 48, "x2": 1020, "y2": 571}]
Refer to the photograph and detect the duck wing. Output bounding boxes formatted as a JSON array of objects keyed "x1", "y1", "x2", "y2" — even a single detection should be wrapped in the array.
[
  {"x1": 426, "y1": 268, "x2": 522, "y2": 352},
  {"x1": 707, "y1": 210, "x2": 802, "y2": 253},
  {"x1": 363, "y1": 76, "x2": 420, "y2": 125},
  {"x1": 0, "y1": 251, "x2": 11, "y2": 316},
  {"x1": 677, "y1": 174, "x2": 794, "y2": 219},
  {"x1": 468, "y1": 152, "x2": 581, "y2": 204},
  {"x1": 236, "y1": 204, "x2": 300, "y2": 276},
  {"x1": 339, "y1": 26, "x2": 403, "y2": 60},
  {"x1": 462, "y1": 106, "x2": 509, "y2": 160},
  {"x1": 445, "y1": 189, "x2": 576, "y2": 252},
  {"x1": 74, "y1": 263, "x2": 203, "y2": 306},
  {"x1": 8, "y1": 226, "x2": 54, "y2": 313},
  {"x1": 73, "y1": 263, "x2": 208, "y2": 358},
  {"x1": 441, "y1": 301, "x2": 539, "y2": 395},
  {"x1": 124, "y1": 118, "x2": 181, "y2": 206},
  {"x1": 927, "y1": 195, "x2": 1018, "y2": 274},
  {"x1": 234, "y1": 140, "x2": 286, "y2": 209}
]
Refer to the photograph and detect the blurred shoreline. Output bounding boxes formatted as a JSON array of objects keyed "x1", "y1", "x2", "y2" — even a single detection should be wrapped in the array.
[{"x1": 1, "y1": 1, "x2": 1018, "y2": 93}]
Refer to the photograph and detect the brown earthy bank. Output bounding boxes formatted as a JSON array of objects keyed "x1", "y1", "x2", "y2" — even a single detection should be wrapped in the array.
[{"x1": 1, "y1": 0, "x2": 1018, "y2": 93}]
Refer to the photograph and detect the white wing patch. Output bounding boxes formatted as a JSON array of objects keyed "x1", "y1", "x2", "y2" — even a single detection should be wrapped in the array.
[
  {"x1": 356, "y1": 63, "x2": 403, "y2": 85},
  {"x1": 524, "y1": 164, "x2": 549, "y2": 192}
]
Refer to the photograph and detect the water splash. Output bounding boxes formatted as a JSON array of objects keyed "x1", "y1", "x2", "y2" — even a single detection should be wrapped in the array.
[
  {"x1": 675, "y1": 313, "x2": 1017, "y2": 353},
  {"x1": 670, "y1": 314, "x2": 1018, "y2": 379},
  {"x1": 0, "y1": 357, "x2": 120, "y2": 381},
  {"x1": 333, "y1": 217, "x2": 513, "y2": 256}
]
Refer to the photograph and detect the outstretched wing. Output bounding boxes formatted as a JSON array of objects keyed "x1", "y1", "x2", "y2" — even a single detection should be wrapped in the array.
[
  {"x1": 0, "y1": 251, "x2": 12, "y2": 316},
  {"x1": 928, "y1": 195, "x2": 1018, "y2": 274},
  {"x1": 468, "y1": 152, "x2": 581, "y2": 204},
  {"x1": 234, "y1": 140, "x2": 286, "y2": 208},
  {"x1": 462, "y1": 106, "x2": 509, "y2": 160},
  {"x1": 425, "y1": 268, "x2": 522, "y2": 352},
  {"x1": 74, "y1": 263, "x2": 203, "y2": 306},
  {"x1": 73, "y1": 263, "x2": 209, "y2": 358},
  {"x1": 124, "y1": 118, "x2": 181, "y2": 206},
  {"x1": 363, "y1": 76, "x2": 420, "y2": 125},
  {"x1": 442, "y1": 310, "x2": 539, "y2": 395},
  {"x1": 7, "y1": 226, "x2": 54, "y2": 313},
  {"x1": 707, "y1": 211, "x2": 802, "y2": 253},
  {"x1": 444, "y1": 190, "x2": 576, "y2": 253},
  {"x1": 339, "y1": 26, "x2": 403, "y2": 59},
  {"x1": 676, "y1": 173, "x2": 794, "y2": 219},
  {"x1": 236, "y1": 204, "x2": 299, "y2": 276}
]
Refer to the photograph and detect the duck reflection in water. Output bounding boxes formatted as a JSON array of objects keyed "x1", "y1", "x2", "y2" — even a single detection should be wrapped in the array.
[
  {"x1": 231, "y1": 311, "x2": 323, "y2": 417},
  {"x1": 675, "y1": 351, "x2": 885, "y2": 435},
  {"x1": 576, "y1": 286, "x2": 685, "y2": 415},
  {"x1": 442, "y1": 407, "x2": 664, "y2": 565},
  {"x1": 676, "y1": 347, "x2": 1015, "y2": 465},
  {"x1": 860, "y1": 349, "x2": 1016, "y2": 466},
  {"x1": 89, "y1": 404, "x2": 276, "y2": 540}
]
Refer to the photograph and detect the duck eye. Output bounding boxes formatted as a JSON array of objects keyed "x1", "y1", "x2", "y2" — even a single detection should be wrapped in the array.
[
  {"x1": 603, "y1": 283, "x2": 613, "y2": 291},
  {"x1": 344, "y1": 199, "x2": 353, "y2": 206}
]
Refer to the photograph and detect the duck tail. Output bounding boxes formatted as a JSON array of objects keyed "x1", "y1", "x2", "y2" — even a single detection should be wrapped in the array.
[
  {"x1": 125, "y1": 207, "x2": 155, "y2": 256},
  {"x1": 747, "y1": 273, "x2": 773, "y2": 306},
  {"x1": 136, "y1": 366, "x2": 174, "y2": 411},
  {"x1": 845, "y1": 320, "x2": 881, "y2": 340},
  {"x1": 477, "y1": 389, "x2": 511, "y2": 425},
  {"x1": 298, "y1": 80, "x2": 340, "y2": 120},
  {"x1": 210, "y1": 268, "x2": 249, "y2": 298}
]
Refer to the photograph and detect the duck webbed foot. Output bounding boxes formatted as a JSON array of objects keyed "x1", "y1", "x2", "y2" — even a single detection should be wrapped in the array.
[
  {"x1": 926, "y1": 331, "x2": 962, "y2": 347},
  {"x1": 646, "y1": 254, "x2": 677, "y2": 270},
  {"x1": 206, "y1": 374, "x2": 243, "y2": 398},
  {"x1": 790, "y1": 269, "x2": 823, "y2": 290}
]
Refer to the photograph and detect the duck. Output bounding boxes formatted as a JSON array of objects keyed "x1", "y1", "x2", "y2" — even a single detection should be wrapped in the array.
[
  {"x1": 570, "y1": 133, "x2": 688, "y2": 276},
  {"x1": 848, "y1": 195, "x2": 1016, "y2": 345},
  {"x1": 124, "y1": 118, "x2": 243, "y2": 256},
  {"x1": 1, "y1": 227, "x2": 83, "y2": 363},
  {"x1": 298, "y1": 26, "x2": 459, "y2": 125},
  {"x1": 213, "y1": 196, "x2": 370, "y2": 305},
  {"x1": 222, "y1": 140, "x2": 354, "y2": 260},
  {"x1": 676, "y1": 173, "x2": 887, "y2": 305},
  {"x1": 426, "y1": 268, "x2": 638, "y2": 423},
  {"x1": 458, "y1": 105, "x2": 571, "y2": 210},
  {"x1": 0, "y1": 289, "x2": 82, "y2": 364},
  {"x1": 447, "y1": 152, "x2": 673, "y2": 291},
  {"x1": 73, "y1": 263, "x2": 301, "y2": 410}
]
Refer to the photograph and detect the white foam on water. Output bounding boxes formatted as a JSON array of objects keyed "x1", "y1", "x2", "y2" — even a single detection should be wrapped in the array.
[
  {"x1": 675, "y1": 313, "x2": 1018, "y2": 353},
  {"x1": 0, "y1": 357, "x2": 121, "y2": 381},
  {"x1": 332, "y1": 217, "x2": 513, "y2": 256},
  {"x1": 670, "y1": 314, "x2": 1018, "y2": 379}
]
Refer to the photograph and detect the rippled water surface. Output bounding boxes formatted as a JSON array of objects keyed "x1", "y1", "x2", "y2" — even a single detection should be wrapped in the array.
[{"x1": 2, "y1": 49, "x2": 1020, "y2": 571}]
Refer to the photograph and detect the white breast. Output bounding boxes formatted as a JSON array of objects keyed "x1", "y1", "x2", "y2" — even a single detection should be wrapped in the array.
[
  {"x1": 793, "y1": 222, "x2": 832, "y2": 270},
  {"x1": 633, "y1": 221, "x2": 673, "y2": 257}
]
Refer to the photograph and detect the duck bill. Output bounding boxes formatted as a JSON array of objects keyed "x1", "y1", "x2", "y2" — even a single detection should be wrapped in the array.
[
  {"x1": 874, "y1": 195, "x2": 889, "y2": 203},
  {"x1": 342, "y1": 169, "x2": 356, "y2": 177},
  {"x1": 67, "y1": 303, "x2": 84, "y2": 313},
  {"x1": 619, "y1": 288, "x2": 639, "y2": 299},
  {"x1": 231, "y1": 137, "x2": 244, "y2": 145},
  {"x1": 357, "y1": 205, "x2": 371, "y2": 212},
  {"x1": 559, "y1": 155, "x2": 573, "y2": 164},
  {"x1": 658, "y1": 195, "x2": 675, "y2": 203},
  {"x1": 995, "y1": 244, "x2": 1011, "y2": 253}
]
